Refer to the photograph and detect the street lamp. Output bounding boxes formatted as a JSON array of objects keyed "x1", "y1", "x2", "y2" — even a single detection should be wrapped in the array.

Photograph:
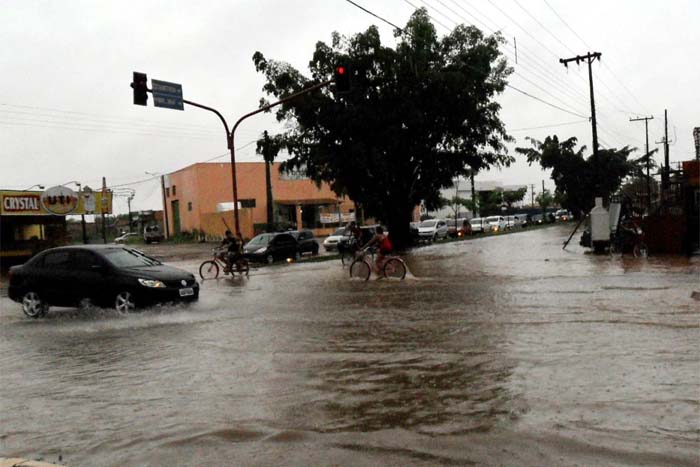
[
  {"x1": 24, "y1": 184, "x2": 44, "y2": 191},
  {"x1": 62, "y1": 180, "x2": 87, "y2": 244}
]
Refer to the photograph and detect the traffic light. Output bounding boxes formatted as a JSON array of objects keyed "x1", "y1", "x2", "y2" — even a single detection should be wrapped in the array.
[
  {"x1": 132, "y1": 72, "x2": 148, "y2": 106},
  {"x1": 333, "y1": 64, "x2": 351, "y2": 94}
]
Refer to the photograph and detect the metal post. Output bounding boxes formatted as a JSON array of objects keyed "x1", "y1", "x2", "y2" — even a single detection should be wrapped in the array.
[
  {"x1": 161, "y1": 175, "x2": 170, "y2": 239},
  {"x1": 101, "y1": 177, "x2": 107, "y2": 244},
  {"x1": 630, "y1": 115, "x2": 654, "y2": 210},
  {"x1": 127, "y1": 195, "x2": 133, "y2": 233}
]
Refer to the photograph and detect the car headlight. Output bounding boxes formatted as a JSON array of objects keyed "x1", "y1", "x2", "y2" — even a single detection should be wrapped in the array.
[
  {"x1": 138, "y1": 278, "x2": 166, "y2": 288},
  {"x1": 255, "y1": 247, "x2": 268, "y2": 253}
]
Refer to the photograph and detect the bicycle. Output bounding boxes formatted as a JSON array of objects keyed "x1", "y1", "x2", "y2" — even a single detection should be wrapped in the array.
[
  {"x1": 349, "y1": 247, "x2": 407, "y2": 281},
  {"x1": 199, "y1": 248, "x2": 250, "y2": 279}
]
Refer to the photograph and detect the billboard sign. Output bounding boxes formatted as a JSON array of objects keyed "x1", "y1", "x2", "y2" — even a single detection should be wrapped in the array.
[
  {"x1": 41, "y1": 185, "x2": 79, "y2": 215},
  {"x1": 152, "y1": 79, "x2": 184, "y2": 111},
  {"x1": 0, "y1": 189, "x2": 113, "y2": 216}
]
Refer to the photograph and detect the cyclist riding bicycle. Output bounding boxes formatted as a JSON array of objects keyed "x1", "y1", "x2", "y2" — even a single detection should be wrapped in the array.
[
  {"x1": 219, "y1": 230, "x2": 243, "y2": 273},
  {"x1": 362, "y1": 226, "x2": 392, "y2": 273}
]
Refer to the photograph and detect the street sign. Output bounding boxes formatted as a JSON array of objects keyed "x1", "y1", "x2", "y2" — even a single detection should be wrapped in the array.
[{"x1": 152, "y1": 79, "x2": 184, "y2": 111}]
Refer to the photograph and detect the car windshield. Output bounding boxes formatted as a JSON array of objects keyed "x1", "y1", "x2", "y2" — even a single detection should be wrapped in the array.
[
  {"x1": 103, "y1": 248, "x2": 161, "y2": 268},
  {"x1": 486, "y1": 216, "x2": 500, "y2": 222},
  {"x1": 333, "y1": 228, "x2": 346, "y2": 235},
  {"x1": 420, "y1": 220, "x2": 437, "y2": 227},
  {"x1": 247, "y1": 233, "x2": 274, "y2": 246}
]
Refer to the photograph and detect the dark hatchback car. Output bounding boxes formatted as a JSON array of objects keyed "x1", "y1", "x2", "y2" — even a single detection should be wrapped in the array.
[
  {"x1": 289, "y1": 229, "x2": 319, "y2": 256},
  {"x1": 8, "y1": 245, "x2": 199, "y2": 318},
  {"x1": 243, "y1": 232, "x2": 300, "y2": 264}
]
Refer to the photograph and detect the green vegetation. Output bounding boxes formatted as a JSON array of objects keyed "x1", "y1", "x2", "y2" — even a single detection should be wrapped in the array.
[{"x1": 252, "y1": 8, "x2": 513, "y2": 248}]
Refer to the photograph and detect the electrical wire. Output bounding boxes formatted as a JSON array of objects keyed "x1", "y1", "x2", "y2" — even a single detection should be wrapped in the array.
[{"x1": 508, "y1": 120, "x2": 588, "y2": 132}]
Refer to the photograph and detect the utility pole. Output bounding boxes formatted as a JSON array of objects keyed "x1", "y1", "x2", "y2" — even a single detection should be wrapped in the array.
[
  {"x1": 630, "y1": 115, "x2": 654, "y2": 209},
  {"x1": 529, "y1": 183, "x2": 535, "y2": 208},
  {"x1": 101, "y1": 177, "x2": 108, "y2": 244},
  {"x1": 541, "y1": 180, "x2": 546, "y2": 221},
  {"x1": 656, "y1": 109, "x2": 671, "y2": 197},
  {"x1": 262, "y1": 130, "x2": 275, "y2": 231},
  {"x1": 470, "y1": 170, "x2": 477, "y2": 218},
  {"x1": 694, "y1": 127, "x2": 700, "y2": 161},
  {"x1": 127, "y1": 194, "x2": 134, "y2": 233},
  {"x1": 560, "y1": 52, "x2": 602, "y2": 192}
]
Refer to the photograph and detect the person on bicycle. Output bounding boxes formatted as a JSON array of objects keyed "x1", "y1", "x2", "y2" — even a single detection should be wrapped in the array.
[
  {"x1": 344, "y1": 221, "x2": 362, "y2": 252},
  {"x1": 220, "y1": 230, "x2": 243, "y2": 272},
  {"x1": 362, "y1": 226, "x2": 392, "y2": 273}
]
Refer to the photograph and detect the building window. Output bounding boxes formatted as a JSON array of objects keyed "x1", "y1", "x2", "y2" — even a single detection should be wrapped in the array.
[
  {"x1": 187, "y1": 201, "x2": 192, "y2": 211},
  {"x1": 172, "y1": 185, "x2": 177, "y2": 196},
  {"x1": 166, "y1": 187, "x2": 170, "y2": 197},
  {"x1": 240, "y1": 199, "x2": 256, "y2": 208}
]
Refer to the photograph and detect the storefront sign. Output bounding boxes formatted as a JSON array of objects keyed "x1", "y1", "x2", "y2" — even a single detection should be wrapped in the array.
[
  {"x1": 0, "y1": 189, "x2": 113, "y2": 216},
  {"x1": 2, "y1": 194, "x2": 42, "y2": 213},
  {"x1": 320, "y1": 212, "x2": 356, "y2": 224}
]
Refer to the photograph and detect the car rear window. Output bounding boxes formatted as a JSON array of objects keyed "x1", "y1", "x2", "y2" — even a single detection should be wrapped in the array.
[{"x1": 42, "y1": 251, "x2": 71, "y2": 268}]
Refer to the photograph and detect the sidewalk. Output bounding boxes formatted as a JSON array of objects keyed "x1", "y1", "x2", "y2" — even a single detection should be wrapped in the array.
[{"x1": 0, "y1": 459, "x2": 66, "y2": 467}]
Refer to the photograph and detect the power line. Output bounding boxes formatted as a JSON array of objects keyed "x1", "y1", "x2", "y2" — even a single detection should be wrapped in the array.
[
  {"x1": 509, "y1": 119, "x2": 588, "y2": 132},
  {"x1": 350, "y1": 0, "x2": 589, "y2": 119}
]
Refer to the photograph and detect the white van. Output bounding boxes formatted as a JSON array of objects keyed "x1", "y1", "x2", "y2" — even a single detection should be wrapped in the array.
[
  {"x1": 485, "y1": 216, "x2": 507, "y2": 232},
  {"x1": 470, "y1": 217, "x2": 486, "y2": 233}
]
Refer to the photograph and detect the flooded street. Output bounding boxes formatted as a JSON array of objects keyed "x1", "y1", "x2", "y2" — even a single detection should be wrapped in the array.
[{"x1": 1, "y1": 225, "x2": 698, "y2": 466}]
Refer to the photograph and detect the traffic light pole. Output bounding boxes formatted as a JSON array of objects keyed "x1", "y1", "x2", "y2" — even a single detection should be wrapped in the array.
[{"x1": 142, "y1": 80, "x2": 331, "y2": 237}]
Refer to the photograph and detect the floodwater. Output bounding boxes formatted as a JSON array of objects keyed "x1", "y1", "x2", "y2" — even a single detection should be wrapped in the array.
[{"x1": 1, "y1": 225, "x2": 698, "y2": 466}]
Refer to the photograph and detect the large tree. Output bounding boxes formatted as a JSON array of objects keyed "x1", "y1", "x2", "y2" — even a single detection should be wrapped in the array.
[
  {"x1": 252, "y1": 9, "x2": 513, "y2": 248},
  {"x1": 516, "y1": 135, "x2": 641, "y2": 218}
]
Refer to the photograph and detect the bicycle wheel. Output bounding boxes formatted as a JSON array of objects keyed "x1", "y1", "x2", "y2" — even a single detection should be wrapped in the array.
[
  {"x1": 383, "y1": 258, "x2": 406, "y2": 280},
  {"x1": 199, "y1": 260, "x2": 220, "y2": 280},
  {"x1": 633, "y1": 242, "x2": 649, "y2": 258},
  {"x1": 238, "y1": 259, "x2": 250, "y2": 276},
  {"x1": 349, "y1": 259, "x2": 371, "y2": 280}
]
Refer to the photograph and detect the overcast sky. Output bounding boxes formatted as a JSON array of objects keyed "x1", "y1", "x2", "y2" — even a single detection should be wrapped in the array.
[{"x1": 1, "y1": 0, "x2": 697, "y2": 215}]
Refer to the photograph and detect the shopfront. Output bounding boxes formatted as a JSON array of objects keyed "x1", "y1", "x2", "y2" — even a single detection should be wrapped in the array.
[{"x1": 0, "y1": 187, "x2": 112, "y2": 266}]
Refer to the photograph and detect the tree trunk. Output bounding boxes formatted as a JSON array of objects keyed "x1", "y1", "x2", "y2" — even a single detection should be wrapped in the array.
[
  {"x1": 265, "y1": 159, "x2": 274, "y2": 231},
  {"x1": 386, "y1": 204, "x2": 414, "y2": 251}
]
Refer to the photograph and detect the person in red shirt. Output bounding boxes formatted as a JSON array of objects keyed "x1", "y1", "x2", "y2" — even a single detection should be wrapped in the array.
[{"x1": 363, "y1": 226, "x2": 392, "y2": 274}]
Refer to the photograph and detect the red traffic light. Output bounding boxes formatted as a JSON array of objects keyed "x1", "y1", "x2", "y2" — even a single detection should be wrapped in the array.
[{"x1": 336, "y1": 66, "x2": 346, "y2": 75}]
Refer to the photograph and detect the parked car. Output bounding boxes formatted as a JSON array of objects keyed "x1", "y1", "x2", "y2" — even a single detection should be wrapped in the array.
[
  {"x1": 417, "y1": 219, "x2": 448, "y2": 242},
  {"x1": 485, "y1": 216, "x2": 507, "y2": 232},
  {"x1": 505, "y1": 215, "x2": 516, "y2": 229},
  {"x1": 470, "y1": 217, "x2": 487, "y2": 233},
  {"x1": 8, "y1": 245, "x2": 199, "y2": 317},
  {"x1": 144, "y1": 225, "x2": 164, "y2": 244},
  {"x1": 446, "y1": 218, "x2": 468, "y2": 237},
  {"x1": 289, "y1": 229, "x2": 319, "y2": 255},
  {"x1": 243, "y1": 232, "x2": 299, "y2": 264},
  {"x1": 555, "y1": 209, "x2": 571, "y2": 221},
  {"x1": 114, "y1": 232, "x2": 139, "y2": 244},
  {"x1": 322, "y1": 227, "x2": 350, "y2": 252},
  {"x1": 514, "y1": 214, "x2": 529, "y2": 228}
]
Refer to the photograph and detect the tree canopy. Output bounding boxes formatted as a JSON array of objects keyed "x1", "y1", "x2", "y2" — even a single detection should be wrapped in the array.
[
  {"x1": 516, "y1": 135, "x2": 641, "y2": 217},
  {"x1": 252, "y1": 8, "x2": 513, "y2": 247}
]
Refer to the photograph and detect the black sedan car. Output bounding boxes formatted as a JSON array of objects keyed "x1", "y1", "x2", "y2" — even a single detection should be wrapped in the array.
[
  {"x1": 289, "y1": 229, "x2": 319, "y2": 256},
  {"x1": 243, "y1": 232, "x2": 300, "y2": 264},
  {"x1": 8, "y1": 245, "x2": 199, "y2": 318}
]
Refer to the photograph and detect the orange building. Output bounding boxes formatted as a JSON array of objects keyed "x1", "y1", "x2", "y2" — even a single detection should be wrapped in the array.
[{"x1": 163, "y1": 162, "x2": 355, "y2": 240}]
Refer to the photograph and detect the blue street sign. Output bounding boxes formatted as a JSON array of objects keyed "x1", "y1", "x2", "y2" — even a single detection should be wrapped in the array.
[{"x1": 152, "y1": 79, "x2": 184, "y2": 111}]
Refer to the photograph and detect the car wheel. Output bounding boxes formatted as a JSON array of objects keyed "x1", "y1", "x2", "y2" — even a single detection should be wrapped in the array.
[
  {"x1": 22, "y1": 291, "x2": 49, "y2": 318},
  {"x1": 266, "y1": 254, "x2": 274, "y2": 264},
  {"x1": 312, "y1": 245, "x2": 319, "y2": 255},
  {"x1": 115, "y1": 291, "x2": 136, "y2": 312}
]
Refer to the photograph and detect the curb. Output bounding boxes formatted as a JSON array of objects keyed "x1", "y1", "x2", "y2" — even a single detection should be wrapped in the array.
[{"x1": 0, "y1": 459, "x2": 67, "y2": 467}]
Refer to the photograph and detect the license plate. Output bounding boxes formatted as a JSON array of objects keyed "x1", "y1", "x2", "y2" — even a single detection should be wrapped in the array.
[{"x1": 179, "y1": 288, "x2": 194, "y2": 297}]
